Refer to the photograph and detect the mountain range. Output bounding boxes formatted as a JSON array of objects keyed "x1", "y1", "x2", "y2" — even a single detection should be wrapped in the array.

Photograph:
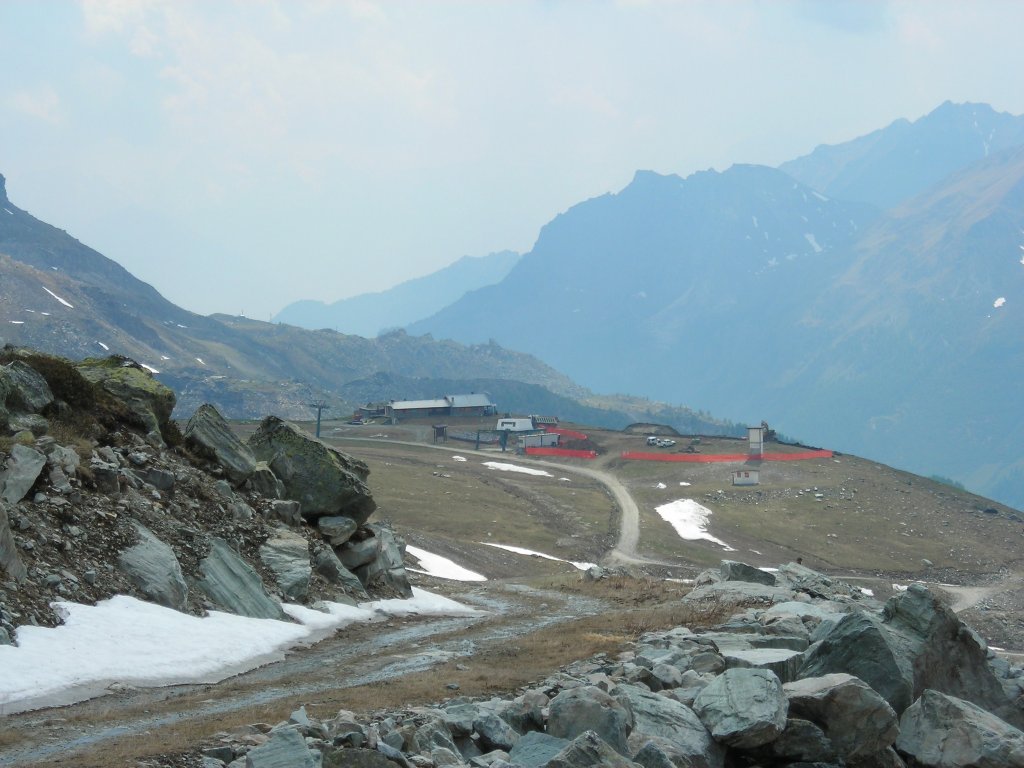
[
  {"x1": 406, "y1": 102, "x2": 1024, "y2": 508},
  {"x1": 272, "y1": 251, "x2": 520, "y2": 336},
  {"x1": 0, "y1": 174, "x2": 736, "y2": 435}
]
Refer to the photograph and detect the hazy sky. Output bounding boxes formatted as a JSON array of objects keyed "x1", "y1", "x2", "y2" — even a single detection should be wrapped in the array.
[{"x1": 2, "y1": 1, "x2": 1022, "y2": 319}]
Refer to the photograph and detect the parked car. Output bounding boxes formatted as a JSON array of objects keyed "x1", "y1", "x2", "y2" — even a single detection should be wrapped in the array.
[
  {"x1": 657, "y1": 438, "x2": 676, "y2": 448},
  {"x1": 646, "y1": 436, "x2": 659, "y2": 446}
]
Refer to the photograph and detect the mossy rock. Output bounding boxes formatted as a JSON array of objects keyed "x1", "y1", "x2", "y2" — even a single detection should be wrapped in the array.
[{"x1": 76, "y1": 356, "x2": 176, "y2": 441}]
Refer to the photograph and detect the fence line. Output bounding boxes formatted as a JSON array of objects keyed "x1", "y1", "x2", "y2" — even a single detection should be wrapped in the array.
[
  {"x1": 620, "y1": 450, "x2": 833, "y2": 463},
  {"x1": 525, "y1": 447, "x2": 598, "y2": 459}
]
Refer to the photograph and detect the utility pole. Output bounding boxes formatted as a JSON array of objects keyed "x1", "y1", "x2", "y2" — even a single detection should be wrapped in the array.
[{"x1": 308, "y1": 400, "x2": 328, "y2": 438}]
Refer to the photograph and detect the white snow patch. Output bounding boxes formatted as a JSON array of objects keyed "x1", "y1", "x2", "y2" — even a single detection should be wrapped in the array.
[
  {"x1": 40, "y1": 312, "x2": 50, "y2": 316},
  {"x1": 804, "y1": 233, "x2": 823, "y2": 253},
  {"x1": 559, "y1": 477, "x2": 572, "y2": 482},
  {"x1": 679, "y1": 481, "x2": 691, "y2": 487},
  {"x1": 451, "y1": 456, "x2": 467, "y2": 462},
  {"x1": 0, "y1": 588, "x2": 479, "y2": 712},
  {"x1": 892, "y1": 583, "x2": 908, "y2": 592},
  {"x1": 759, "y1": 567, "x2": 779, "y2": 573},
  {"x1": 482, "y1": 462, "x2": 552, "y2": 477},
  {"x1": 656, "y1": 482, "x2": 667, "y2": 489},
  {"x1": 9, "y1": 320, "x2": 24, "y2": 324},
  {"x1": 25, "y1": 309, "x2": 35, "y2": 313},
  {"x1": 4, "y1": 208, "x2": 13, "y2": 215},
  {"x1": 811, "y1": 191, "x2": 829, "y2": 202},
  {"x1": 405, "y1": 545, "x2": 486, "y2": 582},
  {"x1": 994, "y1": 297, "x2": 1006, "y2": 308},
  {"x1": 42, "y1": 286, "x2": 73, "y2": 308},
  {"x1": 140, "y1": 364, "x2": 160, "y2": 374},
  {"x1": 160, "y1": 355, "x2": 170, "y2": 361},
  {"x1": 97, "y1": 342, "x2": 109, "y2": 351},
  {"x1": 860, "y1": 587, "x2": 875, "y2": 597},
  {"x1": 177, "y1": 324, "x2": 187, "y2": 328},
  {"x1": 655, "y1": 499, "x2": 735, "y2": 551},
  {"x1": 480, "y1": 542, "x2": 594, "y2": 571},
  {"x1": 195, "y1": 357, "x2": 206, "y2": 365}
]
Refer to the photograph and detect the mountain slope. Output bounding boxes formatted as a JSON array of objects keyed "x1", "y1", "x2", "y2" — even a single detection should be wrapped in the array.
[
  {"x1": 410, "y1": 163, "x2": 879, "y2": 402},
  {"x1": 779, "y1": 101, "x2": 1024, "y2": 208},
  {"x1": 0, "y1": 175, "x2": 574, "y2": 420},
  {"x1": 273, "y1": 250, "x2": 520, "y2": 336}
]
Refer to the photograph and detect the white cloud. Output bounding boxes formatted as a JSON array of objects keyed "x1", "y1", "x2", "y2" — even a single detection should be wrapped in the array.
[{"x1": 8, "y1": 86, "x2": 63, "y2": 123}]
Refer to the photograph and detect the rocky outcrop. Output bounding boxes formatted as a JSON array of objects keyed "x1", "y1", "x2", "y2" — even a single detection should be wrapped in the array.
[
  {"x1": 117, "y1": 523, "x2": 188, "y2": 611},
  {"x1": 0, "y1": 501, "x2": 27, "y2": 582},
  {"x1": 896, "y1": 689, "x2": 1024, "y2": 767},
  {"x1": 344, "y1": 523, "x2": 412, "y2": 598},
  {"x1": 247, "y1": 416, "x2": 375, "y2": 523},
  {"x1": 183, "y1": 403, "x2": 257, "y2": 487},
  {"x1": 0, "y1": 444, "x2": 46, "y2": 503},
  {"x1": 259, "y1": 528, "x2": 312, "y2": 601},
  {"x1": 196, "y1": 538, "x2": 287, "y2": 620},
  {"x1": 2, "y1": 360, "x2": 54, "y2": 415},
  {"x1": 76, "y1": 357, "x2": 176, "y2": 444},
  {"x1": 693, "y1": 668, "x2": 788, "y2": 749}
]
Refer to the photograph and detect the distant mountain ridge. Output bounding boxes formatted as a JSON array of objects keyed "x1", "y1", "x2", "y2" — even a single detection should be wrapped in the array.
[
  {"x1": 273, "y1": 250, "x2": 520, "y2": 336},
  {"x1": 779, "y1": 101, "x2": 1024, "y2": 208},
  {"x1": 409, "y1": 102, "x2": 1024, "y2": 508}
]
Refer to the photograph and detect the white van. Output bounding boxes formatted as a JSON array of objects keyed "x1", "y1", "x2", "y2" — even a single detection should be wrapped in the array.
[{"x1": 646, "y1": 436, "x2": 659, "y2": 446}]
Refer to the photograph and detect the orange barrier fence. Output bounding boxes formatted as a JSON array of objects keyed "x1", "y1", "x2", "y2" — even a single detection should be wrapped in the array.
[
  {"x1": 526, "y1": 447, "x2": 598, "y2": 459},
  {"x1": 620, "y1": 450, "x2": 833, "y2": 463},
  {"x1": 545, "y1": 427, "x2": 589, "y2": 441}
]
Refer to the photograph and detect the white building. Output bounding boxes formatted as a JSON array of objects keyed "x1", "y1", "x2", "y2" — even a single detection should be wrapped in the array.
[{"x1": 732, "y1": 468, "x2": 760, "y2": 486}]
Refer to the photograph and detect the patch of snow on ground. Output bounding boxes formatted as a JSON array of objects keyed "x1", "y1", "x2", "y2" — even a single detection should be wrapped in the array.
[
  {"x1": 892, "y1": 584, "x2": 908, "y2": 592},
  {"x1": 679, "y1": 481, "x2": 691, "y2": 486},
  {"x1": 804, "y1": 233, "x2": 823, "y2": 253},
  {"x1": 160, "y1": 355, "x2": 170, "y2": 361},
  {"x1": 195, "y1": 357, "x2": 206, "y2": 365},
  {"x1": 480, "y1": 542, "x2": 594, "y2": 571},
  {"x1": 405, "y1": 545, "x2": 486, "y2": 582},
  {"x1": 559, "y1": 477, "x2": 572, "y2": 482},
  {"x1": 451, "y1": 456, "x2": 467, "y2": 462},
  {"x1": 655, "y1": 499, "x2": 735, "y2": 551},
  {"x1": 0, "y1": 588, "x2": 479, "y2": 711},
  {"x1": 860, "y1": 587, "x2": 874, "y2": 597},
  {"x1": 9, "y1": 320, "x2": 24, "y2": 324},
  {"x1": 140, "y1": 364, "x2": 160, "y2": 374},
  {"x1": 97, "y1": 342, "x2": 109, "y2": 351},
  {"x1": 177, "y1": 324, "x2": 187, "y2": 328},
  {"x1": 812, "y1": 191, "x2": 829, "y2": 202},
  {"x1": 994, "y1": 297, "x2": 1006, "y2": 308},
  {"x1": 42, "y1": 286, "x2": 74, "y2": 308},
  {"x1": 482, "y1": 462, "x2": 552, "y2": 477},
  {"x1": 4, "y1": 208, "x2": 13, "y2": 214},
  {"x1": 656, "y1": 482, "x2": 667, "y2": 489}
]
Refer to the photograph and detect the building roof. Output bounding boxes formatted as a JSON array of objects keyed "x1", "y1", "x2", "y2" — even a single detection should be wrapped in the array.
[
  {"x1": 390, "y1": 398, "x2": 450, "y2": 411},
  {"x1": 447, "y1": 393, "x2": 495, "y2": 408}
]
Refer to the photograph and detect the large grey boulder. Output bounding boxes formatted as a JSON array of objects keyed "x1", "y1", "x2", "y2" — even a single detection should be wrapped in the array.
[
  {"x1": 184, "y1": 404, "x2": 257, "y2": 487},
  {"x1": 720, "y1": 560, "x2": 777, "y2": 586},
  {"x1": 1, "y1": 444, "x2": 46, "y2": 503},
  {"x1": 118, "y1": 523, "x2": 188, "y2": 611},
  {"x1": 692, "y1": 667, "x2": 788, "y2": 749},
  {"x1": 546, "y1": 731, "x2": 637, "y2": 768},
  {"x1": 250, "y1": 461, "x2": 285, "y2": 499},
  {"x1": 547, "y1": 686, "x2": 632, "y2": 757},
  {"x1": 895, "y1": 689, "x2": 1024, "y2": 767},
  {"x1": 259, "y1": 528, "x2": 312, "y2": 600},
  {"x1": 683, "y1": 580, "x2": 794, "y2": 605},
  {"x1": 319, "y1": 515, "x2": 358, "y2": 546},
  {"x1": 76, "y1": 358, "x2": 176, "y2": 443},
  {"x1": 509, "y1": 731, "x2": 570, "y2": 768},
  {"x1": 245, "y1": 726, "x2": 319, "y2": 768},
  {"x1": 884, "y1": 583, "x2": 1021, "y2": 727},
  {"x1": 798, "y1": 611, "x2": 914, "y2": 713},
  {"x1": 613, "y1": 683, "x2": 724, "y2": 768},
  {"x1": 247, "y1": 416, "x2": 375, "y2": 522},
  {"x1": 2, "y1": 361, "x2": 54, "y2": 414},
  {"x1": 0, "y1": 500, "x2": 27, "y2": 582},
  {"x1": 784, "y1": 673, "x2": 899, "y2": 761},
  {"x1": 196, "y1": 538, "x2": 286, "y2": 620},
  {"x1": 474, "y1": 711, "x2": 520, "y2": 751}
]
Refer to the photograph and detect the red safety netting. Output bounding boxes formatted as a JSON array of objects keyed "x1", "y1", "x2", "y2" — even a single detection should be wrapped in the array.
[
  {"x1": 525, "y1": 447, "x2": 598, "y2": 459},
  {"x1": 544, "y1": 427, "x2": 589, "y2": 441},
  {"x1": 620, "y1": 450, "x2": 833, "y2": 463}
]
